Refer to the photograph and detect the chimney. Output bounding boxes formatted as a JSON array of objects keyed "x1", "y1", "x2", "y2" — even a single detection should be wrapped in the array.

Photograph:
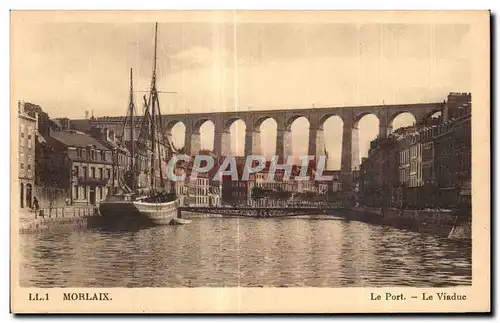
[
  {"x1": 85, "y1": 110, "x2": 89, "y2": 119},
  {"x1": 61, "y1": 118, "x2": 71, "y2": 130},
  {"x1": 89, "y1": 127, "x2": 106, "y2": 142},
  {"x1": 104, "y1": 128, "x2": 110, "y2": 141}
]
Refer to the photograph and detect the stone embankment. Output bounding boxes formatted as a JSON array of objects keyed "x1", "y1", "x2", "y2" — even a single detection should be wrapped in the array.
[
  {"x1": 349, "y1": 206, "x2": 471, "y2": 239},
  {"x1": 19, "y1": 206, "x2": 100, "y2": 234}
]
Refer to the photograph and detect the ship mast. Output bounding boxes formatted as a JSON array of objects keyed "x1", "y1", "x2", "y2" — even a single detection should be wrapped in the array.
[
  {"x1": 129, "y1": 68, "x2": 136, "y2": 192},
  {"x1": 148, "y1": 22, "x2": 163, "y2": 191},
  {"x1": 139, "y1": 22, "x2": 172, "y2": 193}
]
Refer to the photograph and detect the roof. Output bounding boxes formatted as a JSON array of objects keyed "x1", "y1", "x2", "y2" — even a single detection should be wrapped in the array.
[
  {"x1": 98, "y1": 138, "x2": 130, "y2": 154},
  {"x1": 49, "y1": 130, "x2": 110, "y2": 150},
  {"x1": 69, "y1": 119, "x2": 92, "y2": 132}
]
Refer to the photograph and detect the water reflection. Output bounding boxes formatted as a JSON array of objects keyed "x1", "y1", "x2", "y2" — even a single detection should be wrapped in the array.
[{"x1": 19, "y1": 217, "x2": 471, "y2": 287}]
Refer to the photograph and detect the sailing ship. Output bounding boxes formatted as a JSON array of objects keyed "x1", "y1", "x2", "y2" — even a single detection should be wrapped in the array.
[{"x1": 99, "y1": 23, "x2": 180, "y2": 226}]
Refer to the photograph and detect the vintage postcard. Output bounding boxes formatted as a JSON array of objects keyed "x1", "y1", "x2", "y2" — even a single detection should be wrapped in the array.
[{"x1": 10, "y1": 10, "x2": 490, "y2": 313}]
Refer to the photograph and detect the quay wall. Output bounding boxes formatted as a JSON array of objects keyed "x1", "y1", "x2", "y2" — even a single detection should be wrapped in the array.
[
  {"x1": 351, "y1": 206, "x2": 455, "y2": 224},
  {"x1": 349, "y1": 206, "x2": 471, "y2": 239},
  {"x1": 182, "y1": 211, "x2": 224, "y2": 218},
  {"x1": 34, "y1": 186, "x2": 67, "y2": 208},
  {"x1": 383, "y1": 208, "x2": 455, "y2": 226},
  {"x1": 19, "y1": 206, "x2": 100, "y2": 234}
]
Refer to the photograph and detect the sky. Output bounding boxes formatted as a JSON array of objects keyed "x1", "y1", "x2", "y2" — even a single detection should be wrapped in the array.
[{"x1": 12, "y1": 20, "x2": 471, "y2": 169}]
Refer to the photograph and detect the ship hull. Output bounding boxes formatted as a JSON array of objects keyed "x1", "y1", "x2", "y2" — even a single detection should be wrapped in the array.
[
  {"x1": 132, "y1": 200, "x2": 178, "y2": 225},
  {"x1": 99, "y1": 198, "x2": 178, "y2": 227}
]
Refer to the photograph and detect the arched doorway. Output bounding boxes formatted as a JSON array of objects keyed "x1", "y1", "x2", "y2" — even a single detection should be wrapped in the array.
[
  {"x1": 20, "y1": 182, "x2": 24, "y2": 208},
  {"x1": 26, "y1": 183, "x2": 32, "y2": 208}
]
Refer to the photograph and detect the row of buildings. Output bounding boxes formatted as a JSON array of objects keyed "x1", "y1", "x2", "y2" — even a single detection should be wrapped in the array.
[
  {"x1": 359, "y1": 92, "x2": 472, "y2": 210},
  {"x1": 17, "y1": 102, "x2": 340, "y2": 210},
  {"x1": 18, "y1": 101, "x2": 178, "y2": 210}
]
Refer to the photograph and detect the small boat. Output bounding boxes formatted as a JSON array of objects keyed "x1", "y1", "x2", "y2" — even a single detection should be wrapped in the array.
[
  {"x1": 99, "y1": 23, "x2": 179, "y2": 227},
  {"x1": 169, "y1": 218, "x2": 192, "y2": 225}
]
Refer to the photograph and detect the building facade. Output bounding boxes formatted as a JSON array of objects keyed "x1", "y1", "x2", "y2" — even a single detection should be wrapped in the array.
[
  {"x1": 359, "y1": 136, "x2": 399, "y2": 207},
  {"x1": 359, "y1": 92, "x2": 471, "y2": 210},
  {"x1": 222, "y1": 175, "x2": 250, "y2": 205},
  {"x1": 186, "y1": 173, "x2": 210, "y2": 206},
  {"x1": 434, "y1": 114, "x2": 471, "y2": 208},
  {"x1": 88, "y1": 127, "x2": 132, "y2": 194},
  {"x1": 18, "y1": 102, "x2": 37, "y2": 209},
  {"x1": 40, "y1": 130, "x2": 113, "y2": 205}
]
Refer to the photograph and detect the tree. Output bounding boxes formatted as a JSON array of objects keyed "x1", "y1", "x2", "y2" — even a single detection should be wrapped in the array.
[{"x1": 251, "y1": 186, "x2": 266, "y2": 201}]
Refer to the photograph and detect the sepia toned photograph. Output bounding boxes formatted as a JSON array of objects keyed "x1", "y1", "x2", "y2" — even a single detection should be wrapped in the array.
[{"x1": 10, "y1": 10, "x2": 490, "y2": 313}]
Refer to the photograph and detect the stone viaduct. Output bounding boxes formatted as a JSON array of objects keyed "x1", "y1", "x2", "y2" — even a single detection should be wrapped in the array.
[{"x1": 80, "y1": 102, "x2": 445, "y2": 184}]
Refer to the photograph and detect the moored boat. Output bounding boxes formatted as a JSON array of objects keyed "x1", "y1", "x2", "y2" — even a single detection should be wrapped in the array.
[
  {"x1": 99, "y1": 23, "x2": 180, "y2": 227},
  {"x1": 169, "y1": 218, "x2": 192, "y2": 225},
  {"x1": 133, "y1": 196, "x2": 179, "y2": 225},
  {"x1": 99, "y1": 193, "x2": 179, "y2": 226}
]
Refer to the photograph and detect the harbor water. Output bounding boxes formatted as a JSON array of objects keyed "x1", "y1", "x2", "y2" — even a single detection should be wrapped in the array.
[{"x1": 19, "y1": 215, "x2": 471, "y2": 287}]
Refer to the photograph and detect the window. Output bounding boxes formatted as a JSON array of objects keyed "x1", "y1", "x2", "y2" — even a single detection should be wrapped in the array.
[
  {"x1": 20, "y1": 162, "x2": 24, "y2": 169},
  {"x1": 91, "y1": 167, "x2": 95, "y2": 178},
  {"x1": 83, "y1": 166, "x2": 88, "y2": 178},
  {"x1": 100, "y1": 188, "x2": 103, "y2": 200},
  {"x1": 74, "y1": 166, "x2": 79, "y2": 177},
  {"x1": 74, "y1": 185, "x2": 79, "y2": 199},
  {"x1": 101, "y1": 151, "x2": 105, "y2": 161},
  {"x1": 99, "y1": 168, "x2": 103, "y2": 180},
  {"x1": 107, "y1": 169, "x2": 111, "y2": 179},
  {"x1": 27, "y1": 164, "x2": 31, "y2": 170},
  {"x1": 91, "y1": 150, "x2": 96, "y2": 160},
  {"x1": 83, "y1": 186, "x2": 87, "y2": 199},
  {"x1": 20, "y1": 132, "x2": 25, "y2": 138}
]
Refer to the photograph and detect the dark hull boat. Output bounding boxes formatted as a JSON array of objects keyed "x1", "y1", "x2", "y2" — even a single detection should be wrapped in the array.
[
  {"x1": 99, "y1": 194, "x2": 178, "y2": 226},
  {"x1": 98, "y1": 23, "x2": 181, "y2": 228}
]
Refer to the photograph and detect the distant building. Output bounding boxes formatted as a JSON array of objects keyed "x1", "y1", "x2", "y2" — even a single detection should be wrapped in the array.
[
  {"x1": 186, "y1": 172, "x2": 210, "y2": 206},
  {"x1": 172, "y1": 161, "x2": 189, "y2": 205},
  {"x1": 208, "y1": 182, "x2": 221, "y2": 207},
  {"x1": 220, "y1": 159, "x2": 252, "y2": 205},
  {"x1": 319, "y1": 170, "x2": 342, "y2": 192},
  {"x1": 222, "y1": 174, "x2": 250, "y2": 205}
]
